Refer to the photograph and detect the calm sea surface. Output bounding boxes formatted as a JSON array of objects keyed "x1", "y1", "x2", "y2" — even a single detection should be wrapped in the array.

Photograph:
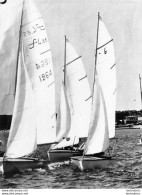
[{"x1": 0, "y1": 128, "x2": 142, "y2": 189}]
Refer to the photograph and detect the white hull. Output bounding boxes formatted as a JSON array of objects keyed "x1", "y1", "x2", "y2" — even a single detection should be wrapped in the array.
[
  {"x1": 2, "y1": 157, "x2": 48, "y2": 175},
  {"x1": 0, "y1": 157, "x2": 3, "y2": 174},
  {"x1": 48, "y1": 149, "x2": 83, "y2": 162},
  {"x1": 71, "y1": 156, "x2": 113, "y2": 171}
]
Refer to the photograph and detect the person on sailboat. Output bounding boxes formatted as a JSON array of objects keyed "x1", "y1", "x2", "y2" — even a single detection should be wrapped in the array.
[
  {"x1": 138, "y1": 134, "x2": 142, "y2": 144},
  {"x1": 0, "y1": 140, "x2": 4, "y2": 157}
]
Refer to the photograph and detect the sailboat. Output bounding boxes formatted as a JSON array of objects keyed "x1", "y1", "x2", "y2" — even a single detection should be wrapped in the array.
[
  {"x1": 71, "y1": 12, "x2": 116, "y2": 170},
  {"x1": 48, "y1": 36, "x2": 92, "y2": 162},
  {"x1": 1, "y1": 0, "x2": 56, "y2": 175}
]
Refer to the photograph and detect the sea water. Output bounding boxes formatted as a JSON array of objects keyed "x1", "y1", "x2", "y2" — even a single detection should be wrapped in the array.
[{"x1": 0, "y1": 128, "x2": 142, "y2": 189}]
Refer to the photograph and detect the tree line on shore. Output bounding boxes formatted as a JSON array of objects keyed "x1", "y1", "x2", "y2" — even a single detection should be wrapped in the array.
[
  {"x1": 116, "y1": 110, "x2": 142, "y2": 124},
  {"x1": 0, "y1": 110, "x2": 142, "y2": 130}
]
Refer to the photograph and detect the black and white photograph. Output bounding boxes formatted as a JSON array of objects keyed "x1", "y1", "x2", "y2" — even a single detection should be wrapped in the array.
[{"x1": 0, "y1": 0, "x2": 142, "y2": 193}]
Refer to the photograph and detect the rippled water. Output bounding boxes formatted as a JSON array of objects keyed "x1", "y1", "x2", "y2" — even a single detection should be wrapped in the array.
[{"x1": 0, "y1": 128, "x2": 142, "y2": 189}]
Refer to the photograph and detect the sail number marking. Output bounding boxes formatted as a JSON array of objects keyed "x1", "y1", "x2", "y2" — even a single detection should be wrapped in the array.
[
  {"x1": 28, "y1": 38, "x2": 48, "y2": 49},
  {"x1": 23, "y1": 23, "x2": 45, "y2": 37},
  {"x1": 35, "y1": 58, "x2": 50, "y2": 70},
  {"x1": 39, "y1": 70, "x2": 52, "y2": 82},
  {"x1": 98, "y1": 47, "x2": 107, "y2": 55}
]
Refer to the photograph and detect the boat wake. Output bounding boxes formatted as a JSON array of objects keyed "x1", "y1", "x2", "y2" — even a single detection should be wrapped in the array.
[{"x1": 48, "y1": 161, "x2": 70, "y2": 170}]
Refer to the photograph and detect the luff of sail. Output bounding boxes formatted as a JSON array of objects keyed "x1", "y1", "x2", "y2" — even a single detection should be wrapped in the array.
[
  {"x1": 21, "y1": 0, "x2": 56, "y2": 145},
  {"x1": 0, "y1": 0, "x2": 23, "y2": 114},
  {"x1": 84, "y1": 74, "x2": 109, "y2": 155},
  {"x1": 5, "y1": 47, "x2": 37, "y2": 159},
  {"x1": 65, "y1": 39, "x2": 92, "y2": 139},
  {"x1": 96, "y1": 15, "x2": 116, "y2": 139}
]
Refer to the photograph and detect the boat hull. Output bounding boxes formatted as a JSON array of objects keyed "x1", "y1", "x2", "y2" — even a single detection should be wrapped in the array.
[
  {"x1": 48, "y1": 149, "x2": 83, "y2": 162},
  {"x1": 71, "y1": 156, "x2": 114, "y2": 171},
  {"x1": 0, "y1": 157, "x2": 3, "y2": 174},
  {"x1": 2, "y1": 157, "x2": 48, "y2": 175}
]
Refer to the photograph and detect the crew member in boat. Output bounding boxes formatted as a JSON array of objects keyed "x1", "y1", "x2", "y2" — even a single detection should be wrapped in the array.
[
  {"x1": 138, "y1": 134, "x2": 142, "y2": 144},
  {"x1": 0, "y1": 140, "x2": 4, "y2": 157}
]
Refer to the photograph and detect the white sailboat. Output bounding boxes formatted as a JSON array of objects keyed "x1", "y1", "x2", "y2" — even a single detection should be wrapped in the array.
[
  {"x1": 48, "y1": 36, "x2": 92, "y2": 162},
  {"x1": 71, "y1": 12, "x2": 116, "y2": 170},
  {"x1": 1, "y1": 0, "x2": 56, "y2": 175}
]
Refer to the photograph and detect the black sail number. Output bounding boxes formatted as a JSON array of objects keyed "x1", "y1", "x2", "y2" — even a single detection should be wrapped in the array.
[{"x1": 39, "y1": 70, "x2": 52, "y2": 82}]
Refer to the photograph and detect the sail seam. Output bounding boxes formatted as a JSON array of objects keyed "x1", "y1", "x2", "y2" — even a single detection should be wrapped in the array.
[
  {"x1": 65, "y1": 56, "x2": 81, "y2": 67},
  {"x1": 13, "y1": 106, "x2": 33, "y2": 113},
  {"x1": 48, "y1": 81, "x2": 55, "y2": 87},
  {"x1": 85, "y1": 96, "x2": 92, "y2": 101},
  {"x1": 97, "y1": 39, "x2": 113, "y2": 50},
  {"x1": 51, "y1": 113, "x2": 56, "y2": 118},
  {"x1": 110, "y1": 64, "x2": 116, "y2": 70},
  {"x1": 79, "y1": 75, "x2": 87, "y2": 81},
  {"x1": 40, "y1": 49, "x2": 51, "y2": 55}
]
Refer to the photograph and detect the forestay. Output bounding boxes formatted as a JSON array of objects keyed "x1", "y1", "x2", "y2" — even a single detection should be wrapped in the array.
[
  {"x1": 96, "y1": 16, "x2": 116, "y2": 138},
  {"x1": 22, "y1": 0, "x2": 56, "y2": 145}
]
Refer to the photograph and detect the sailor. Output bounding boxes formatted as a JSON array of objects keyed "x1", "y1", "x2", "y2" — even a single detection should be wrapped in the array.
[
  {"x1": 0, "y1": 140, "x2": 4, "y2": 157},
  {"x1": 0, "y1": 140, "x2": 3, "y2": 150},
  {"x1": 138, "y1": 134, "x2": 142, "y2": 144}
]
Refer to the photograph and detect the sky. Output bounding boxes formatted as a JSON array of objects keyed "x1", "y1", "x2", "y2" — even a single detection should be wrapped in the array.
[
  {"x1": 34, "y1": 0, "x2": 142, "y2": 111},
  {"x1": 1, "y1": 0, "x2": 142, "y2": 113}
]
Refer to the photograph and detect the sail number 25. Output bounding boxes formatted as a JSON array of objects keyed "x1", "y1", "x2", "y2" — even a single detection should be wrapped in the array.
[{"x1": 39, "y1": 70, "x2": 52, "y2": 82}]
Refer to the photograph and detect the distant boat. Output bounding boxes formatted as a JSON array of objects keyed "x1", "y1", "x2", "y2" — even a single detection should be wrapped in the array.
[
  {"x1": 71, "y1": 12, "x2": 116, "y2": 171},
  {"x1": 1, "y1": 0, "x2": 56, "y2": 175},
  {"x1": 48, "y1": 36, "x2": 92, "y2": 162}
]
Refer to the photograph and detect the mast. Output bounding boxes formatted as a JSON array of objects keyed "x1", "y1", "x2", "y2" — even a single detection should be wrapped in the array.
[
  {"x1": 92, "y1": 12, "x2": 100, "y2": 96},
  {"x1": 82, "y1": 12, "x2": 100, "y2": 159},
  {"x1": 64, "y1": 35, "x2": 67, "y2": 86},
  {"x1": 14, "y1": 0, "x2": 24, "y2": 95},
  {"x1": 139, "y1": 74, "x2": 142, "y2": 108}
]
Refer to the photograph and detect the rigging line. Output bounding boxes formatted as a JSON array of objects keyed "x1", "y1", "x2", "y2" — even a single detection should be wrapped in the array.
[
  {"x1": 97, "y1": 39, "x2": 113, "y2": 50},
  {"x1": 85, "y1": 96, "x2": 92, "y2": 101},
  {"x1": 64, "y1": 35, "x2": 66, "y2": 86},
  {"x1": 92, "y1": 12, "x2": 100, "y2": 99},
  {"x1": 14, "y1": 0, "x2": 24, "y2": 96},
  {"x1": 110, "y1": 64, "x2": 116, "y2": 70},
  {"x1": 48, "y1": 81, "x2": 55, "y2": 87},
  {"x1": 65, "y1": 56, "x2": 81, "y2": 67},
  {"x1": 40, "y1": 49, "x2": 51, "y2": 55},
  {"x1": 79, "y1": 75, "x2": 87, "y2": 81}
]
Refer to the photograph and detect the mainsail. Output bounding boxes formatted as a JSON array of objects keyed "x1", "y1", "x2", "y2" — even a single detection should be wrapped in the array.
[
  {"x1": 52, "y1": 39, "x2": 92, "y2": 149},
  {"x1": 84, "y1": 13, "x2": 116, "y2": 155},
  {"x1": 65, "y1": 39, "x2": 92, "y2": 139},
  {"x1": 5, "y1": 47, "x2": 37, "y2": 158},
  {"x1": 96, "y1": 15, "x2": 116, "y2": 138},
  {"x1": 0, "y1": 0, "x2": 23, "y2": 114},
  {"x1": 5, "y1": 0, "x2": 56, "y2": 158},
  {"x1": 22, "y1": 0, "x2": 56, "y2": 145}
]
